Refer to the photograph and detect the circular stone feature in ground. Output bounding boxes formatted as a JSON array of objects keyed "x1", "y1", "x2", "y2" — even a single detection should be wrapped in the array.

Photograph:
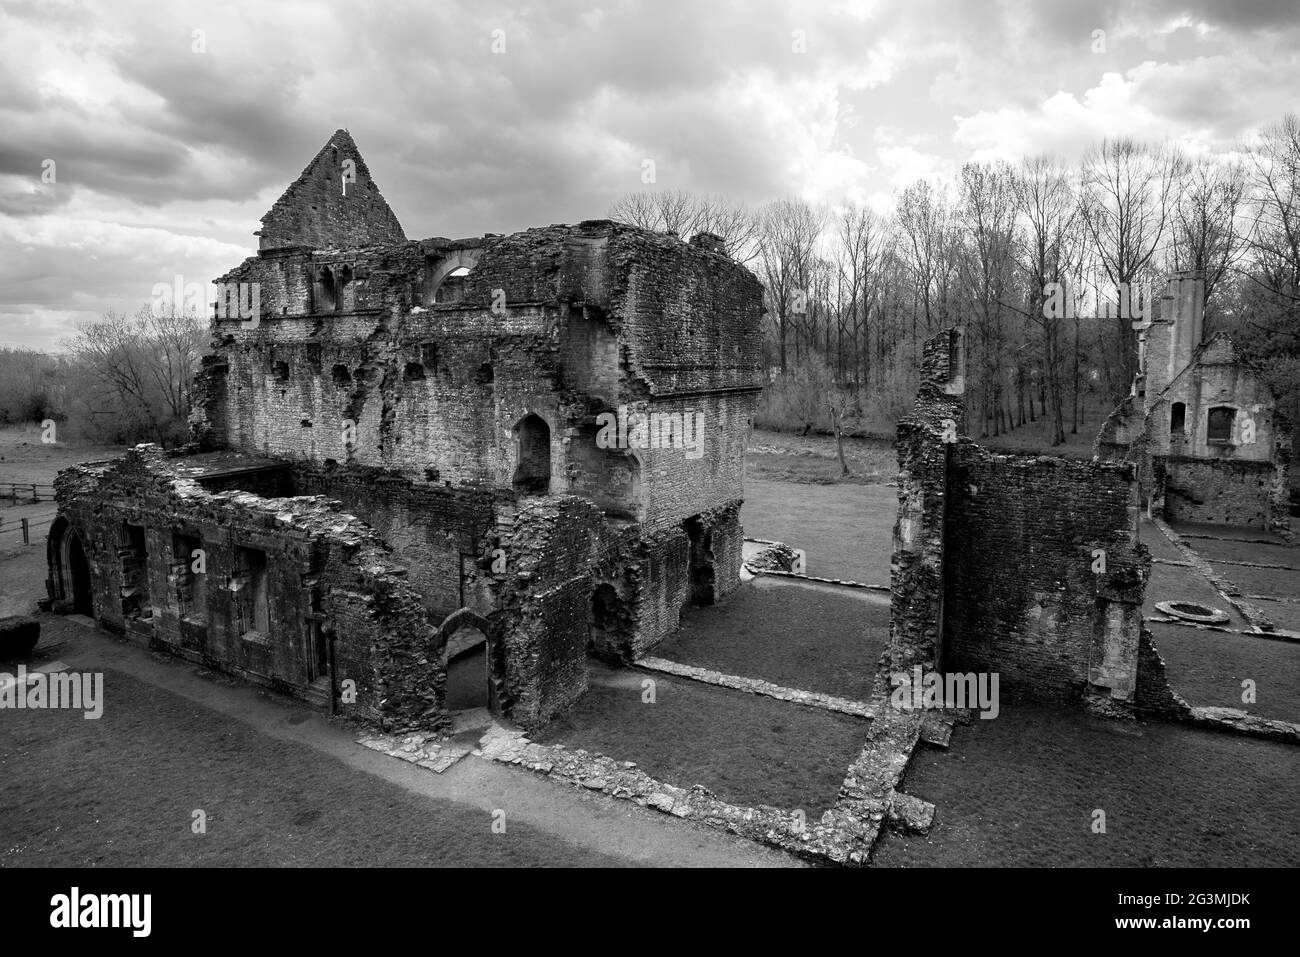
[{"x1": 1155, "y1": 600, "x2": 1230, "y2": 625}]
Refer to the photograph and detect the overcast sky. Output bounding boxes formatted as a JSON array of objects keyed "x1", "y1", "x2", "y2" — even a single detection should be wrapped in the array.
[{"x1": 1, "y1": 0, "x2": 1297, "y2": 350}]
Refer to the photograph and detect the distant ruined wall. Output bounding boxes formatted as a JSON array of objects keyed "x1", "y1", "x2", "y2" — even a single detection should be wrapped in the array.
[
  {"x1": 1095, "y1": 273, "x2": 1291, "y2": 536},
  {"x1": 1159, "y1": 455, "x2": 1280, "y2": 529}
]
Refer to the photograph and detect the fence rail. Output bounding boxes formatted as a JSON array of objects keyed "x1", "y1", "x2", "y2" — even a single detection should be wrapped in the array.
[
  {"x1": 0, "y1": 513, "x2": 56, "y2": 544},
  {"x1": 0, "y1": 482, "x2": 57, "y2": 504}
]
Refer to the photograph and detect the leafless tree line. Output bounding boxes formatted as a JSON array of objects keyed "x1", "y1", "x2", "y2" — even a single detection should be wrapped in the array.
[
  {"x1": 1, "y1": 308, "x2": 206, "y2": 446},
  {"x1": 611, "y1": 113, "x2": 1300, "y2": 446}
]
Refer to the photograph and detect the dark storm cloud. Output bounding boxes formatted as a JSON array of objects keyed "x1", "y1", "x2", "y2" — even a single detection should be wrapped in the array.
[{"x1": 2, "y1": 0, "x2": 1298, "y2": 350}]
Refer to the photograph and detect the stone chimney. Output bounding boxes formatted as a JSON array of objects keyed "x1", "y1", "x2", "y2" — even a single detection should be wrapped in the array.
[{"x1": 1142, "y1": 272, "x2": 1204, "y2": 409}]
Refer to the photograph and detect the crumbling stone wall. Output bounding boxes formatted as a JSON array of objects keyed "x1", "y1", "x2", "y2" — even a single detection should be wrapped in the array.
[
  {"x1": 292, "y1": 462, "x2": 497, "y2": 620},
  {"x1": 885, "y1": 330, "x2": 963, "y2": 679},
  {"x1": 1160, "y1": 456, "x2": 1281, "y2": 528},
  {"x1": 944, "y1": 450, "x2": 1148, "y2": 706},
  {"x1": 1095, "y1": 274, "x2": 1291, "y2": 534},
  {"x1": 55, "y1": 131, "x2": 768, "y2": 732},
  {"x1": 887, "y1": 329, "x2": 1155, "y2": 713},
  {"x1": 257, "y1": 129, "x2": 406, "y2": 252},
  {"x1": 476, "y1": 496, "x2": 609, "y2": 728},
  {"x1": 198, "y1": 222, "x2": 761, "y2": 518},
  {"x1": 53, "y1": 446, "x2": 444, "y2": 731}
]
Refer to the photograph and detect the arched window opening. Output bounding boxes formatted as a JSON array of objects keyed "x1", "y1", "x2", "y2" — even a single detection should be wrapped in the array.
[
  {"x1": 336, "y1": 264, "x2": 353, "y2": 310},
  {"x1": 568, "y1": 422, "x2": 642, "y2": 520},
  {"x1": 315, "y1": 266, "x2": 338, "y2": 313},
  {"x1": 512, "y1": 415, "x2": 551, "y2": 495},
  {"x1": 434, "y1": 266, "x2": 471, "y2": 304}
]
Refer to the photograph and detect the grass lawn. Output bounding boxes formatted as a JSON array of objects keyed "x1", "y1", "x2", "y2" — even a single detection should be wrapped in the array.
[
  {"x1": 976, "y1": 396, "x2": 1113, "y2": 459},
  {"x1": 1148, "y1": 623, "x2": 1300, "y2": 722},
  {"x1": 1143, "y1": 561, "x2": 1249, "y2": 628},
  {"x1": 1137, "y1": 519, "x2": 1185, "y2": 563},
  {"x1": 0, "y1": 668, "x2": 628, "y2": 867},
  {"x1": 1250, "y1": 598, "x2": 1300, "y2": 633},
  {"x1": 741, "y1": 477, "x2": 897, "y2": 584},
  {"x1": 1181, "y1": 535, "x2": 1300, "y2": 568},
  {"x1": 657, "y1": 577, "x2": 887, "y2": 700},
  {"x1": 535, "y1": 664, "x2": 869, "y2": 815},
  {"x1": 745, "y1": 431, "x2": 897, "y2": 486},
  {"x1": 1206, "y1": 562, "x2": 1300, "y2": 601},
  {"x1": 0, "y1": 542, "x2": 49, "y2": 618},
  {"x1": 873, "y1": 701, "x2": 1300, "y2": 867},
  {"x1": 0, "y1": 425, "x2": 122, "y2": 487},
  {"x1": 0, "y1": 426, "x2": 125, "y2": 616}
]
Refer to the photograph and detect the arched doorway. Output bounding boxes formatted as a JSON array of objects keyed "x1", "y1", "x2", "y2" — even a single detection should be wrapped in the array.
[
  {"x1": 444, "y1": 625, "x2": 489, "y2": 711},
  {"x1": 436, "y1": 609, "x2": 498, "y2": 714},
  {"x1": 67, "y1": 534, "x2": 92, "y2": 616},
  {"x1": 48, "y1": 518, "x2": 93, "y2": 616},
  {"x1": 512, "y1": 414, "x2": 551, "y2": 495}
]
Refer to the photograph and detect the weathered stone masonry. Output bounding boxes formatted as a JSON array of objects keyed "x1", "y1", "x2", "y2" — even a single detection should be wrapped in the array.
[
  {"x1": 48, "y1": 129, "x2": 765, "y2": 732},
  {"x1": 886, "y1": 328, "x2": 1169, "y2": 715},
  {"x1": 1096, "y1": 273, "x2": 1292, "y2": 536}
]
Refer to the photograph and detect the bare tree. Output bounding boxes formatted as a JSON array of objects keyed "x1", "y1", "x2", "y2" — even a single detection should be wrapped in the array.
[
  {"x1": 955, "y1": 161, "x2": 1019, "y2": 436},
  {"x1": 894, "y1": 180, "x2": 953, "y2": 361},
  {"x1": 63, "y1": 306, "x2": 205, "y2": 445},
  {"x1": 1013, "y1": 154, "x2": 1083, "y2": 445},
  {"x1": 1079, "y1": 138, "x2": 1185, "y2": 396},
  {"x1": 1168, "y1": 155, "x2": 1246, "y2": 320},
  {"x1": 1243, "y1": 113, "x2": 1300, "y2": 310},
  {"x1": 609, "y1": 189, "x2": 760, "y2": 263},
  {"x1": 834, "y1": 204, "x2": 885, "y2": 393},
  {"x1": 757, "y1": 198, "x2": 824, "y2": 375}
]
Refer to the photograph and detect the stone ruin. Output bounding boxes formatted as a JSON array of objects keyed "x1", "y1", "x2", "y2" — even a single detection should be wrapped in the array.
[
  {"x1": 1096, "y1": 272, "x2": 1292, "y2": 535},
  {"x1": 884, "y1": 327, "x2": 1183, "y2": 718},
  {"x1": 43, "y1": 128, "x2": 1192, "y2": 746},
  {"x1": 45, "y1": 129, "x2": 765, "y2": 733}
]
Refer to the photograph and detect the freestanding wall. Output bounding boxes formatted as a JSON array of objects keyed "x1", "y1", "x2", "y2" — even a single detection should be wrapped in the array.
[{"x1": 886, "y1": 328, "x2": 1156, "y2": 714}]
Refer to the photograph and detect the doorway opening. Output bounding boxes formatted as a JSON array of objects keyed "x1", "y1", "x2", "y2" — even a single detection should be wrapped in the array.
[
  {"x1": 512, "y1": 414, "x2": 552, "y2": 495},
  {"x1": 68, "y1": 533, "x2": 92, "y2": 616},
  {"x1": 444, "y1": 624, "x2": 490, "y2": 711},
  {"x1": 684, "y1": 515, "x2": 716, "y2": 606}
]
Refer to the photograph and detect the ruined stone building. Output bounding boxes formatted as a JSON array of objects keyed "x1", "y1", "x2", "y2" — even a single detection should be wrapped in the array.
[
  {"x1": 1096, "y1": 273, "x2": 1292, "y2": 534},
  {"x1": 46, "y1": 129, "x2": 765, "y2": 732},
  {"x1": 885, "y1": 328, "x2": 1177, "y2": 717}
]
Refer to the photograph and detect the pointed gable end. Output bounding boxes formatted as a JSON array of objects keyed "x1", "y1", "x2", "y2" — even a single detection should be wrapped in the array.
[{"x1": 256, "y1": 129, "x2": 406, "y2": 252}]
